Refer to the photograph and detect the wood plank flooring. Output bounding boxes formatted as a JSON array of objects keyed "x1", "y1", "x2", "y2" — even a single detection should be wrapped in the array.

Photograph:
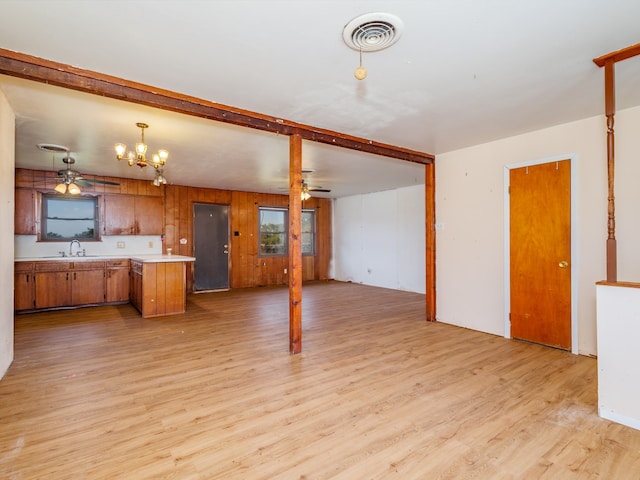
[{"x1": 2, "y1": 281, "x2": 640, "y2": 479}]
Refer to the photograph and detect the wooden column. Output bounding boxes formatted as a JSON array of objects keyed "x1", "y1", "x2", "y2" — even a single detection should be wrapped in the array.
[
  {"x1": 604, "y1": 60, "x2": 617, "y2": 282},
  {"x1": 289, "y1": 134, "x2": 303, "y2": 354},
  {"x1": 425, "y1": 161, "x2": 436, "y2": 321}
]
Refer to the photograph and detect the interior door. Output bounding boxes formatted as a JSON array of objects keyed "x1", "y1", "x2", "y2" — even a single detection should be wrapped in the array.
[
  {"x1": 194, "y1": 203, "x2": 230, "y2": 291},
  {"x1": 510, "y1": 160, "x2": 571, "y2": 350}
]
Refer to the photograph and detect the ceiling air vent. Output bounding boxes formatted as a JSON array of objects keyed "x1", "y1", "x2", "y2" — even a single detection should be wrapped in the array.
[{"x1": 342, "y1": 12, "x2": 404, "y2": 52}]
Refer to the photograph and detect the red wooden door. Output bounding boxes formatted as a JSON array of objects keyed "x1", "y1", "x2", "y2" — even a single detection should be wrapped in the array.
[{"x1": 510, "y1": 160, "x2": 571, "y2": 350}]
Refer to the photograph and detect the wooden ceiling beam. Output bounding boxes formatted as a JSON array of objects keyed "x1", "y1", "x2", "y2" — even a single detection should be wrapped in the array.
[{"x1": 0, "y1": 48, "x2": 434, "y2": 165}]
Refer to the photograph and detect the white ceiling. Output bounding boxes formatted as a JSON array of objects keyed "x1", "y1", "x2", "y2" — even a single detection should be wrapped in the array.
[{"x1": 1, "y1": 0, "x2": 639, "y2": 197}]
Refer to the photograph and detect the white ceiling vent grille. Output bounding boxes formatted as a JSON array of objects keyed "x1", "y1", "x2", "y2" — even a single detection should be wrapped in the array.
[{"x1": 342, "y1": 13, "x2": 404, "y2": 52}]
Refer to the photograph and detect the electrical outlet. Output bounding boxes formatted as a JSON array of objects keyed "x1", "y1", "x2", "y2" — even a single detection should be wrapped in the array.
[
  {"x1": 148, "y1": 241, "x2": 154, "y2": 248},
  {"x1": 284, "y1": 268, "x2": 287, "y2": 274},
  {"x1": 117, "y1": 241, "x2": 125, "y2": 249}
]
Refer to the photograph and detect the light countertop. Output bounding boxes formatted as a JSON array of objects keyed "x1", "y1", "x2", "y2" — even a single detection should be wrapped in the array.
[
  {"x1": 15, "y1": 254, "x2": 195, "y2": 263},
  {"x1": 129, "y1": 254, "x2": 196, "y2": 263}
]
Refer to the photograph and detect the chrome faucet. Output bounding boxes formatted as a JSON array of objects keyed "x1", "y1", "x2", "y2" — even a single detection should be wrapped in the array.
[{"x1": 69, "y1": 239, "x2": 82, "y2": 257}]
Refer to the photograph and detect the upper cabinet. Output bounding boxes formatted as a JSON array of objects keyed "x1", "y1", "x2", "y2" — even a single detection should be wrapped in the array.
[
  {"x1": 15, "y1": 188, "x2": 36, "y2": 235},
  {"x1": 103, "y1": 194, "x2": 163, "y2": 235}
]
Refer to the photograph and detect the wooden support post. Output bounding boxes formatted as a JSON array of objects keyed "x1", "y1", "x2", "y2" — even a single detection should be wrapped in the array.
[
  {"x1": 289, "y1": 134, "x2": 303, "y2": 354},
  {"x1": 425, "y1": 161, "x2": 436, "y2": 321},
  {"x1": 604, "y1": 60, "x2": 617, "y2": 282}
]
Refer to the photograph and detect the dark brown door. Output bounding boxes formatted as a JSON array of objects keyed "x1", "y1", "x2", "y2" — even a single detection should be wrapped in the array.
[{"x1": 510, "y1": 160, "x2": 571, "y2": 350}]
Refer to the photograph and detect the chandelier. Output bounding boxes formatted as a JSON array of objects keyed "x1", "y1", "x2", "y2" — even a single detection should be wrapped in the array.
[{"x1": 115, "y1": 122, "x2": 168, "y2": 186}]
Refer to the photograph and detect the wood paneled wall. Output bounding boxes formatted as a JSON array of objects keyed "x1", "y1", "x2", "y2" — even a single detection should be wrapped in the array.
[
  {"x1": 164, "y1": 186, "x2": 332, "y2": 289},
  {"x1": 16, "y1": 169, "x2": 333, "y2": 290}
]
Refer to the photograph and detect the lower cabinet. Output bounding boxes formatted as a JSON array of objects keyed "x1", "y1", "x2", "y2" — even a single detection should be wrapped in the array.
[
  {"x1": 106, "y1": 260, "x2": 130, "y2": 303},
  {"x1": 15, "y1": 259, "x2": 129, "y2": 312},
  {"x1": 35, "y1": 270, "x2": 72, "y2": 309},
  {"x1": 130, "y1": 259, "x2": 187, "y2": 318},
  {"x1": 14, "y1": 262, "x2": 35, "y2": 311}
]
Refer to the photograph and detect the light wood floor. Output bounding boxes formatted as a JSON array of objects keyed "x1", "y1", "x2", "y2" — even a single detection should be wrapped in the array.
[{"x1": 2, "y1": 281, "x2": 640, "y2": 479}]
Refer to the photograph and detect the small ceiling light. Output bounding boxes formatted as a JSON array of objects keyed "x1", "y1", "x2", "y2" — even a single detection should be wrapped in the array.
[
  {"x1": 354, "y1": 48, "x2": 367, "y2": 80},
  {"x1": 115, "y1": 122, "x2": 169, "y2": 186},
  {"x1": 301, "y1": 181, "x2": 311, "y2": 201}
]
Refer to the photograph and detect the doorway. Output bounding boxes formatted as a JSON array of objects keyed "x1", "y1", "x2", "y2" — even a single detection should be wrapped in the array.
[
  {"x1": 505, "y1": 156, "x2": 576, "y2": 352},
  {"x1": 194, "y1": 203, "x2": 230, "y2": 291}
]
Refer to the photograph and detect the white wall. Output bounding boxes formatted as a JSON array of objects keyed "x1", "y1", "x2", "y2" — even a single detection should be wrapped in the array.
[
  {"x1": 437, "y1": 105, "x2": 640, "y2": 356},
  {"x1": 596, "y1": 284, "x2": 640, "y2": 431},
  {"x1": 333, "y1": 184, "x2": 426, "y2": 293},
  {"x1": 0, "y1": 89, "x2": 15, "y2": 379}
]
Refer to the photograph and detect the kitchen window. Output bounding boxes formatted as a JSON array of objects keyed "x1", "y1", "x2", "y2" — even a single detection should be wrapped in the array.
[{"x1": 40, "y1": 194, "x2": 99, "y2": 241}]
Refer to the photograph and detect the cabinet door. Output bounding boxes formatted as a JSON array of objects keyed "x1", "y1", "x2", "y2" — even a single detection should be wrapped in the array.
[
  {"x1": 130, "y1": 271, "x2": 142, "y2": 312},
  {"x1": 35, "y1": 271, "x2": 71, "y2": 309},
  {"x1": 71, "y1": 270, "x2": 106, "y2": 305},
  {"x1": 14, "y1": 272, "x2": 35, "y2": 311},
  {"x1": 15, "y1": 188, "x2": 36, "y2": 235},
  {"x1": 104, "y1": 195, "x2": 135, "y2": 235},
  {"x1": 106, "y1": 268, "x2": 129, "y2": 303},
  {"x1": 135, "y1": 196, "x2": 164, "y2": 234}
]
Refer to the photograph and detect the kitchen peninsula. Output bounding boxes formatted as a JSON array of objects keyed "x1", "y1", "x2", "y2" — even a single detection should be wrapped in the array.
[
  {"x1": 129, "y1": 254, "x2": 195, "y2": 318},
  {"x1": 14, "y1": 254, "x2": 195, "y2": 318}
]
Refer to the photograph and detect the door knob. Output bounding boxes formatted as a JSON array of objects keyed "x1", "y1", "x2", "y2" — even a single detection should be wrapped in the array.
[
  {"x1": 223, "y1": 250, "x2": 229, "y2": 254},
  {"x1": 558, "y1": 261, "x2": 569, "y2": 268}
]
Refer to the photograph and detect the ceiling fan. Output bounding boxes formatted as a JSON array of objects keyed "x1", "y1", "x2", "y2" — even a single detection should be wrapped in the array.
[{"x1": 37, "y1": 143, "x2": 119, "y2": 194}]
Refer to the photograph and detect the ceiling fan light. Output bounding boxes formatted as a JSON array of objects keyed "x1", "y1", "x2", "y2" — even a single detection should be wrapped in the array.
[
  {"x1": 152, "y1": 176, "x2": 160, "y2": 187},
  {"x1": 54, "y1": 183, "x2": 67, "y2": 194},
  {"x1": 68, "y1": 183, "x2": 81, "y2": 195}
]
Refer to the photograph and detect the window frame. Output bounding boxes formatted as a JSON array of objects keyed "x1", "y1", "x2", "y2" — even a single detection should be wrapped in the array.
[
  {"x1": 258, "y1": 206, "x2": 316, "y2": 257},
  {"x1": 40, "y1": 193, "x2": 100, "y2": 242}
]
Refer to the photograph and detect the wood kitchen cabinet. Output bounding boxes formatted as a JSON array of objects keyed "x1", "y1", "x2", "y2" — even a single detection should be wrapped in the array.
[
  {"x1": 14, "y1": 262, "x2": 35, "y2": 311},
  {"x1": 103, "y1": 195, "x2": 135, "y2": 235},
  {"x1": 71, "y1": 261, "x2": 106, "y2": 305},
  {"x1": 35, "y1": 269, "x2": 72, "y2": 309},
  {"x1": 15, "y1": 188, "x2": 36, "y2": 235},
  {"x1": 106, "y1": 259, "x2": 130, "y2": 303},
  {"x1": 15, "y1": 260, "x2": 122, "y2": 312},
  {"x1": 103, "y1": 194, "x2": 163, "y2": 235},
  {"x1": 130, "y1": 260, "x2": 143, "y2": 312},
  {"x1": 130, "y1": 258, "x2": 190, "y2": 318}
]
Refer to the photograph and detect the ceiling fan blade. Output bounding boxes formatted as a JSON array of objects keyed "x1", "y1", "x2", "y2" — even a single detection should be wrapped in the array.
[
  {"x1": 309, "y1": 188, "x2": 331, "y2": 193},
  {"x1": 86, "y1": 178, "x2": 120, "y2": 186}
]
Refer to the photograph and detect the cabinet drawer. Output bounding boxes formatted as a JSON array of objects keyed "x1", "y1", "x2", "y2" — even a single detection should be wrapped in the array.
[
  {"x1": 71, "y1": 261, "x2": 106, "y2": 270},
  {"x1": 107, "y1": 259, "x2": 129, "y2": 268},
  {"x1": 35, "y1": 261, "x2": 71, "y2": 271},
  {"x1": 15, "y1": 262, "x2": 34, "y2": 273}
]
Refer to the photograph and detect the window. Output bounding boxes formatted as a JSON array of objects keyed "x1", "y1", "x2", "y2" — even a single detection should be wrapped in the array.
[
  {"x1": 259, "y1": 207, "x2": 287, "y2": 256},
  {"x1": 41, "y1": 194, "x2": 99, "y2": 241},
  {"x1": 302, "y1": 209, "x2": 316, "y2": 255},
  {"x1": 258, "y1": 207, "x2": 316, "y2": 256}
]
